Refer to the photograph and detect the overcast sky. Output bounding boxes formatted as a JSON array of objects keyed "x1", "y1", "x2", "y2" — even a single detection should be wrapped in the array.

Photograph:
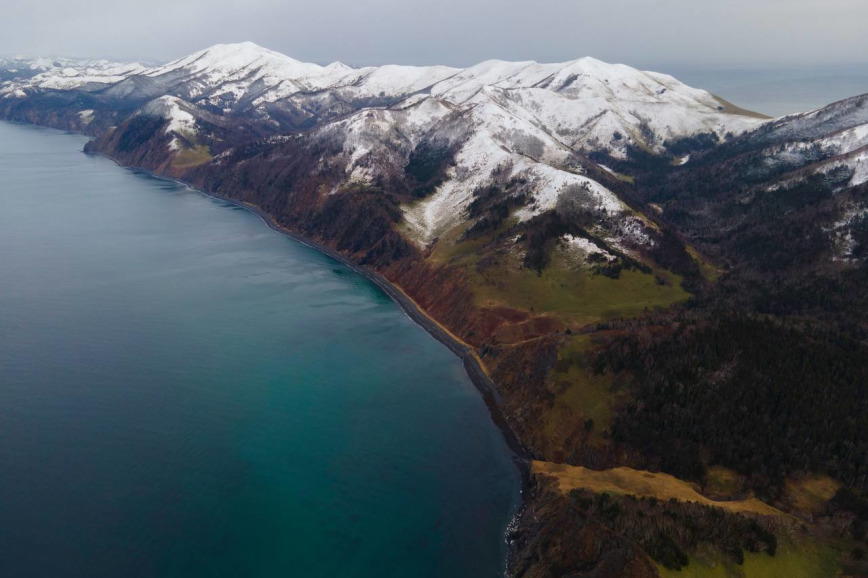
[{"x1": 2, "y1": 0, "x2": 866, "y2": 70}]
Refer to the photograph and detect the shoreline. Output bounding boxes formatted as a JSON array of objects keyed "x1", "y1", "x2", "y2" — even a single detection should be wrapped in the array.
[
  {"x1": 0, "y1": 120, "x2": 533, "y2": 480},
  {"x1": 94, "y1": 153, "x2": 533, "y2": 494},
  {"x1": 0, "y1": 111, "x2": 534, "y2": 568}
]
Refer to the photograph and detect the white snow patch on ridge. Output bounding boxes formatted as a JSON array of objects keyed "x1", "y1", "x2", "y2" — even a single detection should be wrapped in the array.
[
  {"x1": 141, "y1": 96, "x2": 197, "y2": 135},
  {"x1": 563, "y1": 235, "x2": 615, "y2": 261}
]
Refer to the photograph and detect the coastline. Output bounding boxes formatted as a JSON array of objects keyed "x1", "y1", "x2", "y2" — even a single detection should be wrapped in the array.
[
  {"x1": 0, "y1": 113, "x2": 532, "y2": 568},
  {"x1": 92, "y1": 152, "x2": 533, "y2": 495},
  {"x1": 1, "y1": 120, "x2": 535, "y2": 478}
]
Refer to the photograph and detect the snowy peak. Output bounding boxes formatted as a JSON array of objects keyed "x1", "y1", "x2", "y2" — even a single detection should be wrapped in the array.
[
  {"x1": 139, "y1": 42, "x2": 327, "y2": 105},
  {"x1": 0, "y1": 44, "x2": 770, "y2": 246},
  {"x1": 0, "y1": 43, "x2": 774, "y2": 246},
  {"x1": 1, "y1": 43, "x2": 759, "y2": 120},
  {"x1": 150, "y1": 41, "x2": 323, "y2": 79},
  {"x1": 1, "y1": 44, "x2": 763, "y2": 145}
]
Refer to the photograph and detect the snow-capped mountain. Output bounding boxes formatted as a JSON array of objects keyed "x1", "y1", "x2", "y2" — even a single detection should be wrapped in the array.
[
  {"x1": 751, "y1": 94, "x2": 868, "y2": 188},
  {"x1": 1, "y1": 42, "x2": 762, "y2": 143},
  {"x1": 628, "y1": 90, "x2": 868, "y2": 268},
  {"x1": 0, "y1": 56, "x2": 146, "y2": 93},
  {"x1": 0, "y1": 42, "x2": 768, "y2": 250}
]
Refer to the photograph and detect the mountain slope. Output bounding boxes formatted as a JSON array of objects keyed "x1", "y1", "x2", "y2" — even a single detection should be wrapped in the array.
[
  {"x1": 1, "y1": 42, "x2": 763, "y2": 139},
  {"x1": 0, "y1": 44, "x2": 765, "y2": 252},
  {"x1": 633, "y1": 92, "x2": 868, "y2": 270}
]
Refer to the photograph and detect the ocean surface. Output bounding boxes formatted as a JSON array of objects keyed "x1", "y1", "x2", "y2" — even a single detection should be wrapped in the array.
[
  {"x1": 0, "y1": 121, "x2": 521, "y2": 578},
  {"x1": 672, "y1": 64, "x2": 868, "y2": 117}
]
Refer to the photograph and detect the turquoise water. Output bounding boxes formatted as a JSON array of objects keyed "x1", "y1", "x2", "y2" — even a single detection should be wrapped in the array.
[{"x1": 0, "y1": 121, "x2": 521, "y2": 578}]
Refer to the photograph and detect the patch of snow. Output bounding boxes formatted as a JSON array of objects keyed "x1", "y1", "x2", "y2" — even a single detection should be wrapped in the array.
[
  {"x1": 563, "y1": 234, "x2": 615, "y2": 261},
  {"x1": 827, "y1": 206, "x2": 868, "y2": 261},
  {"x1": 77, "y1": 109, "x2": 94, "y2": 124},
  {"x1": 851, "y1": 150, "x2": 868, "y2": 186},
  {"x1": 141, "y1": 95, "x2": 197, "y2": 135},
  {"x1": 604, "y1": 215, "x2": 656, "y2": 256}
]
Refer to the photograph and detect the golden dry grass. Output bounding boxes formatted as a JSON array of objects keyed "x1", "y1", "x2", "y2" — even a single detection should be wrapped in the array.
[
  {"x1": 712, "y1": 95, "x2": 772, "y2": 119},
  {"x1": 703, "y1": 465, "x2": 743, "y2": 499},
  {"x1": 784, "y1": 475, "x2": 840, "y2": 515},
  {"x1": 172, "y1": 144, "x2": 212, "y2": 169},
  {"x1": 533, "y1": 461, "x2": 784, "y2": 517}
]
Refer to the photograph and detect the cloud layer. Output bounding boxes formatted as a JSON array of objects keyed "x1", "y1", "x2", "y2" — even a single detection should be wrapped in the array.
[{"x1": 3, "y1": 0, "x2": 866, "y2": 69}]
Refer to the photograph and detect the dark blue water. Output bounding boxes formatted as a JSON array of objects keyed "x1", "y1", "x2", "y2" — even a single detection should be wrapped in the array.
[{"x1": 0, "y1": 121, "x2": 521, "y2": 578}]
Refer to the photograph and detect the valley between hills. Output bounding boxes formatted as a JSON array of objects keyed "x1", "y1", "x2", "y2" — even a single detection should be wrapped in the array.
[{"x1": 4, "y1": 43, "x2": 868, "y2": 577}]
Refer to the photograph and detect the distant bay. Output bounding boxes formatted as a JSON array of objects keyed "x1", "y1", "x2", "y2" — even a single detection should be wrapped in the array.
[{"x1": 0, "y1": 121, "x2": 521, "y2": 578}]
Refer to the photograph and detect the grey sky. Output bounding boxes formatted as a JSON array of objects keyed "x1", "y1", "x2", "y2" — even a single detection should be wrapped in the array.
[{"x1": 2, "y1": 0, "x2": 866, "y2": 70}]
